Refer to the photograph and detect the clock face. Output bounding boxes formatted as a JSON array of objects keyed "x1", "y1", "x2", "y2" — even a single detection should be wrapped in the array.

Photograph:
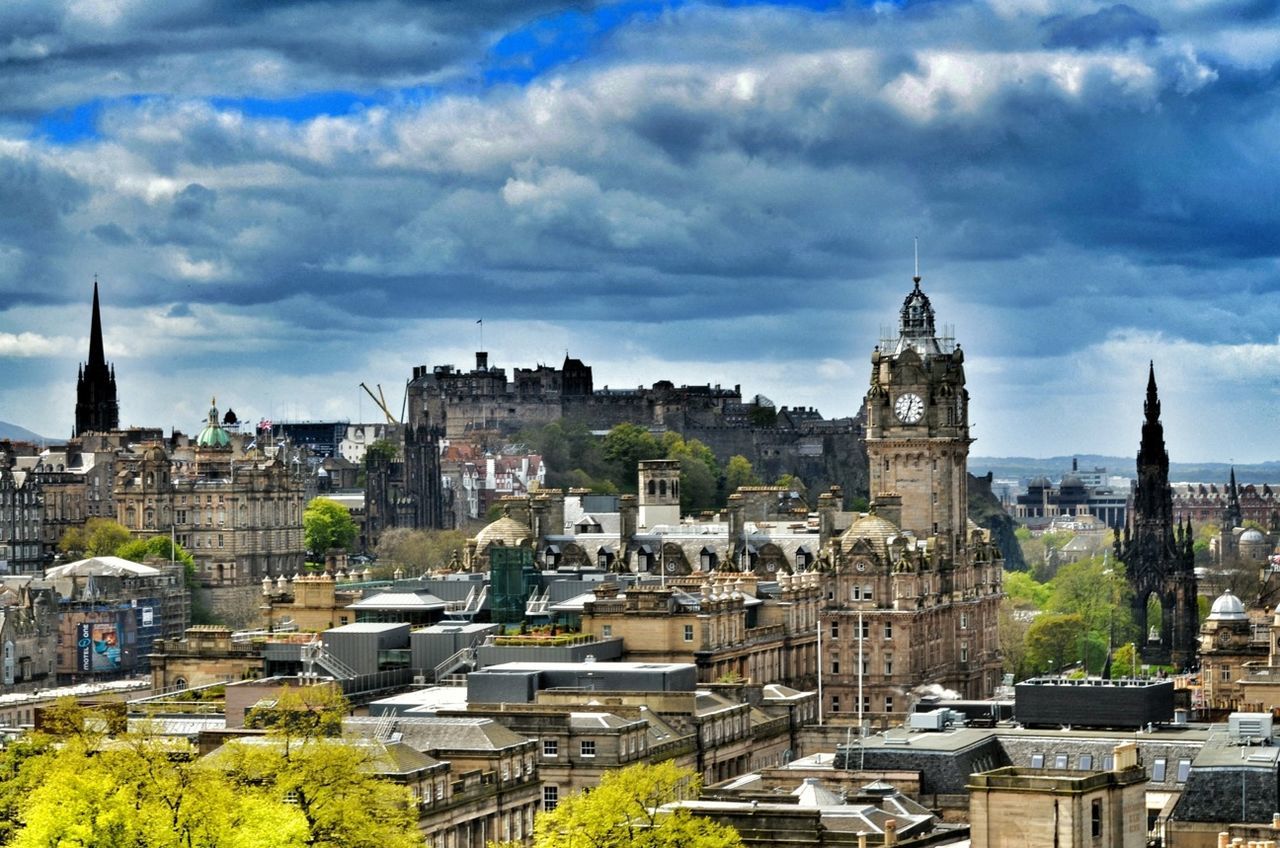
[{"x1": 894, "y1": 392, "x2": 925, "y2": 424}]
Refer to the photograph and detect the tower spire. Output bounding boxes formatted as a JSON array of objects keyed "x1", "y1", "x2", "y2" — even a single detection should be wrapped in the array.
[
  {"x1": 1144, "y1": 360, "x2": 1160, "y2": 423},
  {"x1": 75, "y1": 279, "x2": 120, "y2": 436},
  {"x1": 88, "y1": 279, "x2": 106, "y2": 370}
]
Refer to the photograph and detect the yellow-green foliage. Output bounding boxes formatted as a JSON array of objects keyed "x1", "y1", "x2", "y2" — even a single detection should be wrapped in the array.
[{"x1": 532, "y1": 761, "x2": 743, "y2": 848}]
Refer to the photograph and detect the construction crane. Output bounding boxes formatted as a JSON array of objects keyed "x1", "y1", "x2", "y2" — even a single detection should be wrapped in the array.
[{"x1": 360, "y1": 383, "x2": 399, "y2": 426}]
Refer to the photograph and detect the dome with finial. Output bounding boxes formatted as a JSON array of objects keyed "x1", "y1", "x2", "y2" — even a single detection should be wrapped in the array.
[
  {"x1": 1208, "y1": 590, "x2": 1247, "y2": 622},
  {"x1": 197, "y1": 397, "x2": 232, "y2": 449},
  {"x1": 841, "y1": 512, "x2": 900, "y2": 557},
  {"x1": 474, "y1": 511, "x2": 534, "y2": 550}
]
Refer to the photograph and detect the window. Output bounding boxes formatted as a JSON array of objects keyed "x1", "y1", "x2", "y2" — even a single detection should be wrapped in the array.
[
  {"x1": 1079, "y1": 753, "x2": 1094, "y2": 770},
  {"x1": 884, "y1": 622, "x2": 893, "y2": 639},
  {"x1": 1151, "y1": 758, "x2": 1167, "y2": 782},
  {"x1": 860, "y1": 620, "x2": 870, "y2": 639},
  {"x1": 831, "y1": 695, "x2": 840, "y2": 713},
  {"x1": 1176, "y1": 759, "x2": 1191, "y2": 782},
  {"x1": 831, "y1": 621, "x2": 839, "y2": 639},
  {"x1": 884, "y1": 655, "x2": 893, "y2": 675},
  {"x1": 1030, "y1": 753, "x2": 1045, "y2": 768},
  {"x1": 602, "y1": 625, "x2": 612, "y2": 638},
  {"x1": 960, "y1": 613, "x2": 968, "y2": 630},
  {"x1": 543, "y1": 739, "x2": 558, "y2": 757},
  {"x1": 683, "y1": 624, "x2": 694, "y2": 642},
  {"x1": 960, "y1": 643, "x2": 969, "y2": 663},
  {"x1": 1053, "y1": 754, "x2": 1068, "y2": 769},
  {"x1": 1221, "y1": 666, "x2": 1231, "y2": 681},
  {"x1": 543, "y1": 786, "x2": 559, "y2": 811},
  {"x1": 860, "y1": 695, "x2": 870, "y2": 714},
  {"x1": 863, "y1": 585, "x2": 873, "y2": 601},
  {"x1": 1102, "y1": 754, "x2": 1114, "y2": 771},
  {"x1": 1091, "y1": 799, "x2": 1102, "y2": 839},
  {"x1": 580, "y1": 740, "x2": 595, "y2": 758},
  {"x1": 885, "y1": 695, "x2": 894, "y2": 713},
  {"x1": 831, "y1": 658, "x2": 840, "y2": 675}
]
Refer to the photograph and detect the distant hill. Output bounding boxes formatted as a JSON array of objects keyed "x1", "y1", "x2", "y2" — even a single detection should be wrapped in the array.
[
  {"x1": 970, "y1": 455, "x2": 1280, "y2": 485},
  {"x1": 0, "y1": 421, "x2": 51, "y2": 443}
]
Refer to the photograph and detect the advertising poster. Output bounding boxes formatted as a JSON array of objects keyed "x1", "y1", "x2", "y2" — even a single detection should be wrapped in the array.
[{"x1": 77, "y1": 621, "x2": 123, "y2": 672}]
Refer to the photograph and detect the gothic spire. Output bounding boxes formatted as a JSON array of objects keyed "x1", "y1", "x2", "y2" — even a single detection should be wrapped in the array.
[
  {"x1": 74, "y1": 280, "x2": 120, "y2": 436},
  {"x1": 1144, "y1": 360, "x2": 1160, "y2": 423},
  {"x1": 88, "y1": 279, "x2": 106, "y2": 371}
]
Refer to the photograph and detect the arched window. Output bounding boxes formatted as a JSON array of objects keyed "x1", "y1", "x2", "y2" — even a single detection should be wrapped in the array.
[
  {"x1": 659, "y1": 479, "x2": 667, "y2": 498},
  {"x1": 648, "y1": 480, "x2": 656, "y2": 496}
]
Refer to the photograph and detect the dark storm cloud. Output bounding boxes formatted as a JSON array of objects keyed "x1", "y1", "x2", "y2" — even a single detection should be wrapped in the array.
[
  {"x1": 0, "y1": 0, "x2": 607, "y2": 117},
  {"x1": 1, "y1": 0, "x2": 1279, "y2": 457},
  {"x1": 1042, "y1": 5, "x2": 1161, "y2": 50}
]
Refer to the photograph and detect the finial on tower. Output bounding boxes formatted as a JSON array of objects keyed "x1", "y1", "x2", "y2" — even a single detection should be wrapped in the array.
[{"x1": 913, "y1": 236, "x2": 921, "y2": 286}]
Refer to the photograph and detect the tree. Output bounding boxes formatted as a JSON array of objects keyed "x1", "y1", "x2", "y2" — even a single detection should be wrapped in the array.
[
  {"x1": 723, "y1": 456, "x2": 760, "y2": 494},
  {"x1": 228, "y1": 687, "x2": 419, "y2": 848},
  {"x1": 1, "y1": 687, "x2": 418, "y2": 848},
  {"x1": 364, "y1": 438, "x2": 398, "y2": 468},
  {"x1": 303, "y1": 498, "x2": 357, "y2": 555},
  {"x1": 1003, "y1": 571, "x2": 1051, "y2": 611},
  {"x1": 603, "y1": 424, "x2": 663, "y2": 491},
  {"x1": 532, "y1": 761, "x2": 743, "y2": 848},
  {"x1": 375, "y1": 528, "x2": 468, "y2": 573},
  {"x1": 57, "y1": 518, "x2": 131, "y2": 558},
  {"x1": 663, "y1": 435, "x2": 720, "y2": 512},
  {"x1": 998, "y1": 599, "x2": 1033, "y2": 681},
  {"x1": 1026, "y1": 612, "x2": 1085, "y2": 674}
]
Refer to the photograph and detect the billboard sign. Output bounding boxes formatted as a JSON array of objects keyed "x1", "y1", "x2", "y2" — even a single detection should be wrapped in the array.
[{"x1": 77, "y1": 621, "x2": 123, "y2": 672}]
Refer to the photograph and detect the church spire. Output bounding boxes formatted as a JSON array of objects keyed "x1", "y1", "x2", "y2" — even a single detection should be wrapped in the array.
[
  {"x1": 74, "y1": 279, "x2": 120, "y2": 436},
  {"x1": 88, "y1": 279, "x2": 106, "y2": 372}
]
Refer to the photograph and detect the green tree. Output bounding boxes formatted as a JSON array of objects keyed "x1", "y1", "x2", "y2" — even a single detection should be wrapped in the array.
[
  {"x1": 664, "y1": 435, "x2": 720, "y2": 512},
  {"x1": 532, "y1": 761, "x2": 742, "y2": 848},
  {"x1": 603, "y1": 424, "x2": 663, "y2": 491},
  {"x1": 1003, "y1": 571, "x2": 1051, "y2": 610},
  {"x1": 303, "y1": 498, "x2": 358, "y2": 555},
  {"x1": 57, "y1": 518, "x2": 132, "y2": 558},
  {"x1": 773, "y1": 474, "x2": 808, "y2": 503},
  {"x1": 1047, "y1": 558, "x2": 1133, "y2": 640},
  {"x1": 228, "y1": 687, "x2": 419, "y2": 848},
  {"x1": 1026, "y1": 612, "x2": 1085, "y2": 673},
  {"x1": 724, "y1": 456, "x2": 760, "y2": 494},
  {"x1": 363, "y1": 438, "x2": 398, "y2": 467}
]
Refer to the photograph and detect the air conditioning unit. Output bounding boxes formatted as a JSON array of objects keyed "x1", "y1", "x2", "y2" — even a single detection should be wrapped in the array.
[
  {"x1": 412, "y1": 675, "x2": 427, "y2": 686},
  {"x1": 1229, "y1": 712, "x2": 1273, "y2": 743}
]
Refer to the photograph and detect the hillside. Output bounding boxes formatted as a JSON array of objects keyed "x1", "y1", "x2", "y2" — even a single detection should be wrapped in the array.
[
  {"x1": 0, "y1": 420, "x2": 49, "y2": 443},
  {"x1": 970, "y1": 455, "x2": 1280, "y2": 485}
]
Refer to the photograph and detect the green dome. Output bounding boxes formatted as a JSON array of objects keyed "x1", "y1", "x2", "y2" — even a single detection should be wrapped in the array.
[{"x1": 197, "y1": 398, "x2": 232, "y2": 449}]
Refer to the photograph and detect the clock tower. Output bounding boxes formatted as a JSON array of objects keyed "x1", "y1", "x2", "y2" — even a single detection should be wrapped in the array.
[
  {"x1": 821, "y1": 268, "x2": 1004, "y2": 721},
  {"x1": 865, "y1": 273, "x2": 970, "y2": 555}
]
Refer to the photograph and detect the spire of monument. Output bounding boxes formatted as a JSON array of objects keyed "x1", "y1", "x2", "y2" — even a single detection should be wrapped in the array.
[{"x1": 1144, "y1": 360, "x2": 1160, "y2": 424}]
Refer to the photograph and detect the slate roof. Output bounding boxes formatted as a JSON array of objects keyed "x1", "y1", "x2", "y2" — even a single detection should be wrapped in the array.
[{"x1": 347, "y1": 716, "x2": 532, "y2": 753}]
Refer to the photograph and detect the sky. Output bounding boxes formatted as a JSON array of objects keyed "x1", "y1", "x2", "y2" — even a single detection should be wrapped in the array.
[{"x1": 0, "y1": 0, "x2": 1278, "y2": 462}]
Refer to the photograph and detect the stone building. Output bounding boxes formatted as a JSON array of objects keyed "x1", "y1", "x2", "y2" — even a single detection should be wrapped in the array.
[
  {"x1": 346, "y1": 714, "x2": 542, "y2": 847},
  {"x1": 1196, "y1": 591, "x2": 1268, "y2": 717},
  {"x1": 46, "y1": 556, "x2": 190, "y2": 680},
  {"x1": 819, "y1": 274, "x2": 1004, "y2": 721},
  {"x1": 1115, "y1": 364, "x2": 1199, "y2": 669},
  {"x1": 404, "y1": 350, "x2": 869, "y2": 510},
  {"x1": 0, "y1": 578, "x2": 58, "y2": 692},
  {"x1": 112, "y1": 401, "x2": 305, "y2": 600},
  {"x1": 0, "y1": 455, "x2": 43, "y2": 574},
  {"x1": 579, "y1": 572, "x2": 822, "y2": 688},
  {"x1": 968, "y1": 743, "x2": 1147, "y2": 848}
]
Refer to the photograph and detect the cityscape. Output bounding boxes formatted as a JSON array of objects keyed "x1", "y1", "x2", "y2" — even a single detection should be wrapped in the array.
[{"x1": 2, "y1": 2, "x2": 1279, "y2": 848}]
